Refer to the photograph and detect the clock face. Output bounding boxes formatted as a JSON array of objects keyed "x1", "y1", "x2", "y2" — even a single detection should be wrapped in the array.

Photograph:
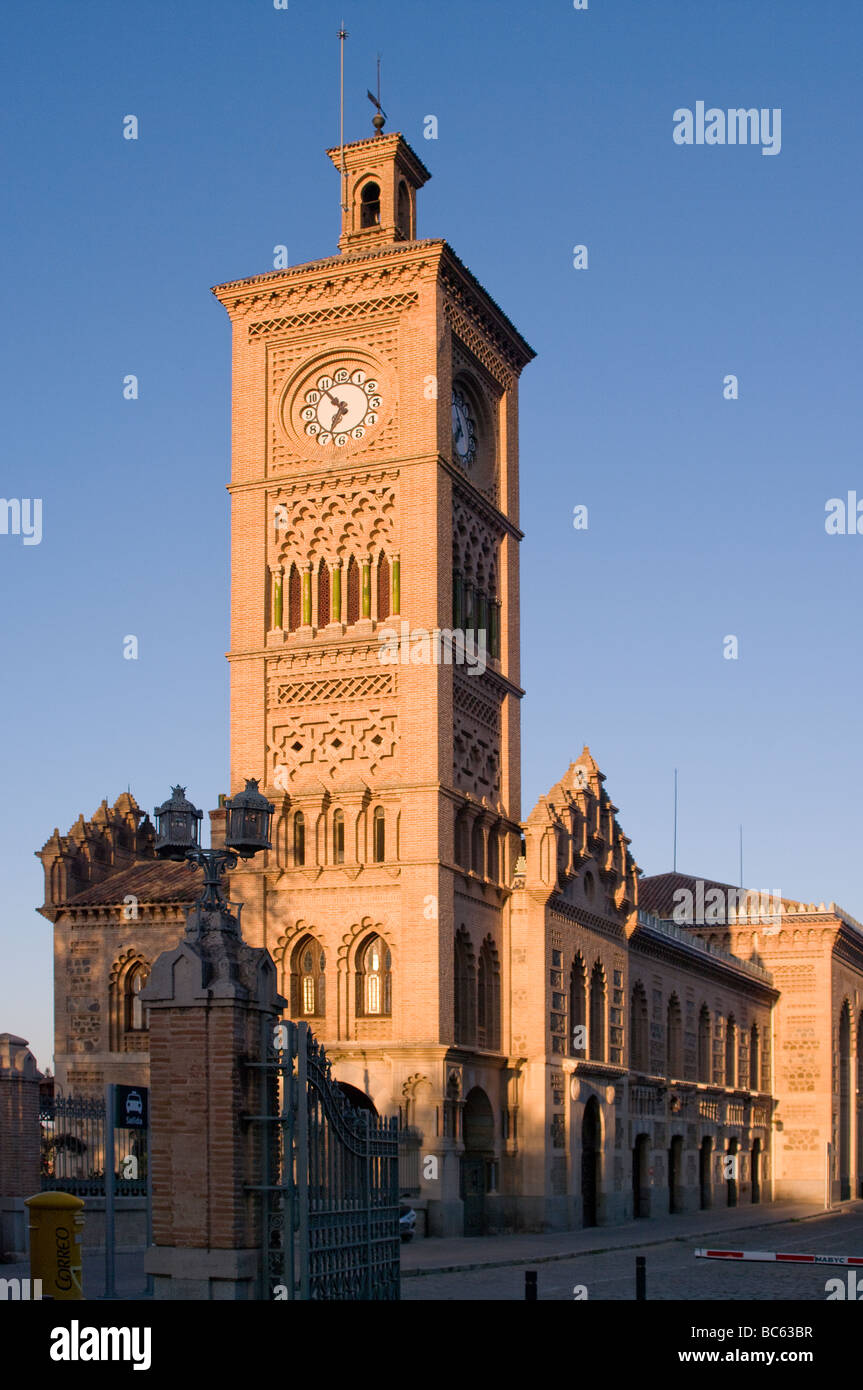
[
  {"x1": 297, "y1": 367, "x2": 383, "y2": 447},
  {"x1": 452, "y1": 388, "x2": 477, "y2": 468}
]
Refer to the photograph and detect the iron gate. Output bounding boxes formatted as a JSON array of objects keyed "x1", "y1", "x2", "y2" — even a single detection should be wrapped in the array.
[{"x1": 249, "y1": 1019, "x2": 400, "y2": 1300}]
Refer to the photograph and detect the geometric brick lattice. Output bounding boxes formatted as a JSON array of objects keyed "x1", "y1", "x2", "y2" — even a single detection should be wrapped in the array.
[
  {"x1": 271, "y1": 672, "x2": 396, "y2": 708},
  {"x1": 249, "y1": 292, "x2": 419, "y2": 340},
  {"x1": 454, "y1": 677, "x2": 500, "y2": 736}
]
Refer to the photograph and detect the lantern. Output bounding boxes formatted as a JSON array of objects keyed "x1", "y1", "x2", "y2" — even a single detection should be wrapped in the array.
[
  {"x1": 154, "y1": 786, "x2": 202, "y2": 861},
  {"x1": 225, "y1": 778, "x2": 274, "y2": 859}
]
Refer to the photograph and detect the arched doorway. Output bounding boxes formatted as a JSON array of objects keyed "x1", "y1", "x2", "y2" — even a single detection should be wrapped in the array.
[
  {"x1": 699, "y1": 1137, "x2": 712, "y2": 1210},
  {"x1": 632, "y1": 1133, "x2": 650, "y2": 1218},
  {"x1": 581, "y1": 1096, "x2": 601, "y2": 1227},
  {"x1": 668, "y1": 1135, "x2": 683, "y2": 1214},
  {"x1": 461, "y1": 1087, "x2": 494, "y2": 1236},
  {"x1": 839, "y1": 1003, "x2": 852, "y2": 1201},
  {"x1": 335, "y1": 1082, "x2": 378, "y2": 1114},
  {"x1": 751, "y1": 1139, "x2": 761, "y2": 1203},
  {"x1": 726, "y1": 1138, "x2": 739, "y2": 1207}
]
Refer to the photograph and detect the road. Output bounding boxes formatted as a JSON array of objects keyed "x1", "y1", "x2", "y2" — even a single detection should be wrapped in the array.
[{"x1": 401, "y1": 1207, "x2": 863, "y2": 1300}]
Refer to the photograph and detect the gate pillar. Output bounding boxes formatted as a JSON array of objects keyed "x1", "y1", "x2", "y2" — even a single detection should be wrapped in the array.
[
  {"x1": 0, "y1": 1034, "x2": 42, "y2": 1261},
  {"x1": 141, "y1": 901, "x2": 285, "y2": 1300}
]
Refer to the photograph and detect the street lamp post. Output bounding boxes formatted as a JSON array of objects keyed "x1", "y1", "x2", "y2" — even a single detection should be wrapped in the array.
[{"x1": 153, "y1": 779, "x2": 275, "y2": 935}]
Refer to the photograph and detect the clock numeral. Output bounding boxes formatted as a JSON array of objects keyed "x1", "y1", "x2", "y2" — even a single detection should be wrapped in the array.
[
  {"x1": 301, "y1": 407, "x2": 316, "y2": 422},
  {"x1": 305, "y1": 422, "x2": 320, "y2": 436},
  {"x1": 368, "y1": 395, "x2": 382, "y2": 410},
  {"x1": 334, "y1": 369, "x2": 349, "y2": 383},
  {"x1": 317, "y1": 376, "x2": 333, "y2": 391},
  {"x1": 318, "y1": 432, "x2": 332, "y2": 446},
  {"x1": 364, "y1": 380, "x2": 378, "y2": 395},
  {"x1": 305, "y1": 390, "x2": 320, "y2": 405},
  {"x1": 351, "y1": 369, "x2": 366, "y2": 385},
  {"x1": 334, "y1": 433, "x2": 348, "y2": 447},
  {"x1": 364, "y1": 412, "x2": 378, "y2": 426},
  {"x1": 352, "y1": 426, "x2": 365, "y2": 440}
]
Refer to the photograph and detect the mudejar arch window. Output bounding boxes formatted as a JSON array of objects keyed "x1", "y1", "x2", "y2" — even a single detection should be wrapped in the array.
[
  {"x1": 291, "y1": 936, "x2": 326, "y2": 1019},
  {"x1": 357, "y1": 934, "x2": 391, "y2": 1017}
]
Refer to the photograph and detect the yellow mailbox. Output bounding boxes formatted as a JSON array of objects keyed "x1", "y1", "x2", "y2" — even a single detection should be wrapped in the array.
[{"x1": 25, "y1": 1192, "x2": 85, "y2": 1300}]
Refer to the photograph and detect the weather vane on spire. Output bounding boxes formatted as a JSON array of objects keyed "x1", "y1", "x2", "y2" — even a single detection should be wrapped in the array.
[{"x1": 367, "y1": 53, "x2": 387, "y2": 135}]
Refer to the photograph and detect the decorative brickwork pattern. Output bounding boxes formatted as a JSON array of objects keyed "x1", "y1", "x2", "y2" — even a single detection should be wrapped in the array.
[
  {"x1": 270, "y1": 672, "x2": 395, "y2": 708},
  {"x1": 249, "y1": 291, "x2": 418, "y2": 339},
  {"x1": 271, "y1": 707, "x2": 398, "y2": 787}
]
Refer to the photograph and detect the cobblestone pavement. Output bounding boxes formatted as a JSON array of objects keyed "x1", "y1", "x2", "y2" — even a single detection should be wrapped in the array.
[{"x1": 401, "y1": 1205, "x2": 863, "y2": 1301}]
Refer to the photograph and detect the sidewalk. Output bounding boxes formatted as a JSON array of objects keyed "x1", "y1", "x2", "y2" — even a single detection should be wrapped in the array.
[
  {"x1": 401, "y1": 1199, "x2": 861, "y2": 1278},
  {"x1": 0, "y1": 1249, "x2": 147, "y2": 1300}
]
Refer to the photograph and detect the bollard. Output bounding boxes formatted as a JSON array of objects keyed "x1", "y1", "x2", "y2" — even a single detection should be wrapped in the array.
[
  {"x1": 525, "y1": 1269, "x2": 537, "y2": 1301},
  {"x1": 635, "y1": 1254, "x2": 646, "y2": 1301},
  {"x1": 25, "y1": 1192, "x2": 85, "y2": 1300}
]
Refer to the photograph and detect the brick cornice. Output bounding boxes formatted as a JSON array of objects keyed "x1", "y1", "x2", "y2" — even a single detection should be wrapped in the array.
[
  {"x1": 630, "y1": 925, "x2": 779, "y2": 1000},
  {"x1": 213, "y1": 239, "x2": 441, "y2": 301}
]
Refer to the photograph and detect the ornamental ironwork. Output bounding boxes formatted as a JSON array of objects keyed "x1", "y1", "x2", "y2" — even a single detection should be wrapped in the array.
[{"x1": 247, "y1": 1018, "x2": 399, "y2": 1300}]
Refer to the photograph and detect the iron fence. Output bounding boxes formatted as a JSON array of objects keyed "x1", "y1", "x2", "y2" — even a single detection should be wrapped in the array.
[
  {"x1": 398, "y1": 1126, "x2": 422, "y2": 1197},
  {"x1": 39, "y1": 1094, "x2": 147, "y2": 1197}
]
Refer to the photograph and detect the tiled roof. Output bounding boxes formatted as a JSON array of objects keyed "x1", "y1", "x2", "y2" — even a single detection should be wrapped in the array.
[
  {"x1": 638, "y1": 871, "x2": 739, "y2": 918},
  {"x1": 64, "y1": 859, "x2": 202, "y2": 908}
]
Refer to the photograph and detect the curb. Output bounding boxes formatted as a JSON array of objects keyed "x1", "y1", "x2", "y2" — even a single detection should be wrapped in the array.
[{"x1": 400, "y1": 1204, "x2": 854, "y2": 1279}]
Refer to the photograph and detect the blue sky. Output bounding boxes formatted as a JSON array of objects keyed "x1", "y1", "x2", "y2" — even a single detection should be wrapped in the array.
[{"x1": 2, "y1": 0, "x2": 861, "y2": 1068}]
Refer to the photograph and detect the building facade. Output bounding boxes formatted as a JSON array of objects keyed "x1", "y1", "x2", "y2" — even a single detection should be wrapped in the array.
[{"x1": 36, "y1": 124, "x2": 863, "y2": 1234}]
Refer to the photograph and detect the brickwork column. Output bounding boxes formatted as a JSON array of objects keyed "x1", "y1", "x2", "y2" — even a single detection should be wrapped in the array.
[
  {"x1": 0, "y1": 1034, "x2": 42, "y2": 1261},
  {"x1": 142, "y1": 904, "x2": 284, "y2": 1299}
]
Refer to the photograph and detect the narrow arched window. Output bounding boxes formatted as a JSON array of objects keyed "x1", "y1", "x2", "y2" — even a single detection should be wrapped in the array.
[
  {"x1": 358, "y1": 935, "x2": 391, "y2": 1017},
  {"x1": 750, "y1": 1024, "x2": 760, "y2": 1090},
  {"x1": 287, "y1": 564, "x2": 301, "y2": 632},
  {"x1": 346, "y1": 556, "x2": 360, "y2": 624},
  {"x1": 698, "y1": 1005, "x2": 712, "y2": 1082},
  {"x1": 293, "y1": 811, "x2": 305, "y2": 867},
  {"x1": 360, "y1": 181, "x2": 381, "y2": 228},
  {"x1": 630, "y1": 982, "x2": 649, "y2": 1072},
  {"x1": 397, "y1": 180, "x2": 411, "y2": 237},
  {"x1": 589, "y1": 963, "x2": 606, "y2": 1061},
  {"x1": 471, "y1": 821, "x2": 485, "y2": 877},
  {"x1": 487, "y1": 828, "x2": 499, "y2": 884},
  {"x1": 667, "y1": 994, "x2": 683, "y2": 1077},
  {"x1": 332, "y1": 808, "x2": 345, "y2": 865},
  {"x1": 377, "y1": 552, "x2": 390, "y2": 621},
  {"x1": 455, "y1": 810, "x2": 469, "y2": 870},
  {"x1": 291, "y1": 936, "x2": 325, "y2": 1018},
  {"x1": 477, "y1": 937, "x2": 500, "y2": 1051},
  {"x1": 725, "y1": 1016, "x2": 737, "y2": 1087},
  {"x1": 317, "y1": 559, "x2": 330, "y2": 627},
  {"x1": 454, "y1": 929, "x2": 475, "y2": 1045},
  {"x1": 125, "y1": 965, "x2": 148, "y2": 1032},
  {"x1": 570, "y1": 956, "x2": 587, "y2": 1058},
  {"x1": 373, "y1": 806, "x2": 385, "y2": 862}
]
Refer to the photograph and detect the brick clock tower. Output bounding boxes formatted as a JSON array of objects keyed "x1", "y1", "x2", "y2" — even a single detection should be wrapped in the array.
[{"x1": 213, "y1": 124, "x2": 534, "y2": 1235}]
